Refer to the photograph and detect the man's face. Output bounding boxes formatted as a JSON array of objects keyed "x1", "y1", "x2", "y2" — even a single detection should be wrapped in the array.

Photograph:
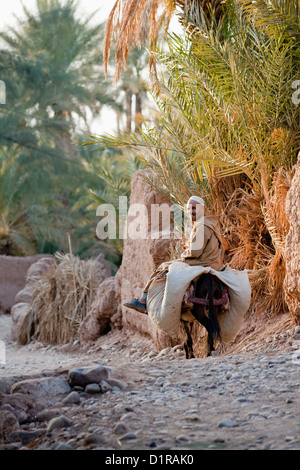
[{"x1": 187, "y1": 201, "x2": 204, "y2": 222}]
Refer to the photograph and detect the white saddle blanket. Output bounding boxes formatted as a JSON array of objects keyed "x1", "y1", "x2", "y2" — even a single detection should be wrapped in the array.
[{"x1": 147, "y1": 261, "x2": 251, "y2": 343}]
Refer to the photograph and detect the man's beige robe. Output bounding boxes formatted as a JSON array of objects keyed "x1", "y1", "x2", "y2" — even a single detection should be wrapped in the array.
[
  {"x1": 143, "y1": 215, "x2": 224, "y2": 293},
  {"x1": 182, "y1": 215, "x2": 224, "y2": 270}
]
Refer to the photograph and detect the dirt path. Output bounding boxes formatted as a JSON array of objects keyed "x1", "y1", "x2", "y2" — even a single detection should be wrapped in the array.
[{"x1": 0, "y1": 312, "x2": 300, "y2": 451}]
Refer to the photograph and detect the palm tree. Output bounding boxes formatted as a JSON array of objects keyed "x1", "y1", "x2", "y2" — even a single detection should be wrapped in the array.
[
  {"x1": 0, "y1": 0, "x2": 122, "y2": 256},
  {"x1": 0, "y1": 152, "x2": 72, "y2": 255},
  {"x1": 115, "y1": 47, "x2": 149, "y2": 133},
  {"x1": 0, "y1": 0, "x2": 117, "y2": 148}
]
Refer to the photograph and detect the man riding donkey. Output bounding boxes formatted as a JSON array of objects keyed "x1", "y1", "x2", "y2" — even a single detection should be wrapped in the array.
[{"x1": 124, "y1": 196, "x2": 225, "y2": 314}]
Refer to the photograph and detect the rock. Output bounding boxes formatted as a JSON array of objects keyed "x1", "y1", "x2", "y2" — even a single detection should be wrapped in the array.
[
  {"x1": 0, "y1": 404, "x2": 15, "y2": 414},
  {"x1": 11, "y1": 377, "x2": 71, "y2": 404},
  {"x1": 0, "y1": 254, "x2": 53, "y2": 313},
  {"x1": 10, "y1": 303, "x2": 30, "y2": 342},
  {"x1": 68, "y1": 365, "x2": 109, "y2": 387},
  {"x1": 99, "y1": 380, "x2": 112, "y2": 393},
  {"x1": 0, "y1": 377, "x2": 23, "y2": 395},
  {"x1": 284, "y1": 154, "x2": 300, "y2": 324},
  {"x1": 218, "y1": 418, "x2": 239, "y2": 428},
  {"x1": 51, "y1": 442, "x2": 73, "y2": 450},
  {"x1": 83, "y1": 433, "x2": 106, "y2": 447},
  {"x1": 113, "y1": 422, "x2": 130, "y2": 434},
  {"x1": 79, "y1": 277, "x2": 117, "y2": 343},
  {"x1": 157, "y1": 347, "x2": 172, "y2": 357},
  {"x1": 176, "y1": 434, "x2": 189, "y2": 442},
  {"x1": 36, "y1": 409, "x2": 61, "y2": 422},
  {"x1": 214, "y1": 437, "x2": 226, "y2": 443},
  {"x1": 47, "y1": 415, "x2": 73, "y2": 432},
  {"x1": 115, "y1": 169, "x2": 179, "y2": 350},
  {"x1": 14, "y1": 409, "x2": 28, "y2": 425},
  {"x1": 85, "y1": 383, "x2": 101, "y2": 394},
  {"x1": 9, "y1": 257, "x2": 55, "y2": 342},
  {"x1": 25, "y1": 256, "x2": 55, "y2": 284},
  {"x1": 149, "y1": 440, "x2": 157, "y2": 448},
  {"x1": 148, "y1": 351, "x2": 157, "y2": 358},
  {"x1": 14, "y1": 285, "x2": 35, "y2": 304},
  {"x1": 262, "y1": 442, "x2": 274, "y2": 450},
  {"x1": 62, "y1": 391, "x2": 81, "y2": 405},
  {"x1": 185, "y1": 414, "x2": 200, "y2": 422},
  {"x1": 0, "y1": 442, "x2": 23, "y2": 450},
  {"x1": 106, "y1": 378, "x2": 126, "y2": 391},
  {"x1": 118, "y1": 432, "x2": 138, "y2": 441},
  {"x1": 0, "y1": 410, "x2": 20, "y2": 437},
  {"x1": 1, "y1": 392, "x2": 37, "y2": 421},
  {"x1": 7, "y1": 429, "x2": 46, "y2": 445},
  {"x1": 120, "y1": 412, "x2": 135, "y2": 421}
]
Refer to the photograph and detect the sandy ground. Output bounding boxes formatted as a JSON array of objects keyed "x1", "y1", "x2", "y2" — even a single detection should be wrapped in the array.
[{"x1": 0, "y1": 313, "x2": 156, "y2": 378}]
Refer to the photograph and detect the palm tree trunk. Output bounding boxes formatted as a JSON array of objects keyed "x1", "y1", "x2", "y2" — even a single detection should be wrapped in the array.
[
  {"x1": 134, "y1": 92, "x2": 142, "y2": 133},
  {"x1": 126, "y1": 89, "x2": 133, "y2": 133}
]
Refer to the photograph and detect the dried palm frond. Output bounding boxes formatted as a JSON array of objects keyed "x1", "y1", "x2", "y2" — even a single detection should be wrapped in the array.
[
  {"x1": 226, "y1": 187, "x2": 270, "y2": 271},
  {"x1": 211, "y1": 166, "x2": 293, "y2": 315},
  {"x1": 258, "y1": 168, "x2": 293, "y2": 313},
  {"x1": 18, "y1": 252, "x2": 109, "y2": 345},
  {"x1": 103, "y1": 0, "x2": 229, "y2": 82},
  {"x1": 261, "y1": 168, "x2": 292, "y2": 259},
  {"x1": 103, "y1": 0, "x2": 175, "y2": 82}
]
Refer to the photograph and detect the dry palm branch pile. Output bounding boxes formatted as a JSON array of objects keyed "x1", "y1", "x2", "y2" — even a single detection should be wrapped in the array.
[
  {"x1": 211, "y1": 167, "x2": 293, "y2": 315},
  {"x1": 19, "y1": 252, "x2": 107, "y2": 345}
]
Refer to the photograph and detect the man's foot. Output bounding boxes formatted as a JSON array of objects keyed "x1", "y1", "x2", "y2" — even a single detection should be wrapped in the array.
[{"x1": 123, "y1": 298, "x2": 147, "y2": 314}]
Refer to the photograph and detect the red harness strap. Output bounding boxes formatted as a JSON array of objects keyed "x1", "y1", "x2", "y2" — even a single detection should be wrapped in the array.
[{"x1": 187, "y1": 287, "x2": 229, "y2": 306}]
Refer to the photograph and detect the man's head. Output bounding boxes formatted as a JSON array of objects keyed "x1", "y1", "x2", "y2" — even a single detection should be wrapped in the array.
[{"x1": 187, "y1": 196, "x2": 205, "y2": 222}]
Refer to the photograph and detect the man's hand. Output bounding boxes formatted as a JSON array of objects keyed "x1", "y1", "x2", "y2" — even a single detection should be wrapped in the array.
[
  {"x1": 178, "y1": 237, "x2": 189, "y2": 250},
  {"x1": 181, "y1": 247, "x2": 191, "y2": 259}
]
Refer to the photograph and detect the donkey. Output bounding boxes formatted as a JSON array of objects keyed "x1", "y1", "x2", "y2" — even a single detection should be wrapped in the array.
[{"x1": 181, "y1": 273, "x2": 229, "y2": 359}]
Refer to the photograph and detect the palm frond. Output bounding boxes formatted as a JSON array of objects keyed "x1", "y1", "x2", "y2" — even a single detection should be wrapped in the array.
[{"x1": 239, "y1": 0, "x2": 300, "y2": 38}]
